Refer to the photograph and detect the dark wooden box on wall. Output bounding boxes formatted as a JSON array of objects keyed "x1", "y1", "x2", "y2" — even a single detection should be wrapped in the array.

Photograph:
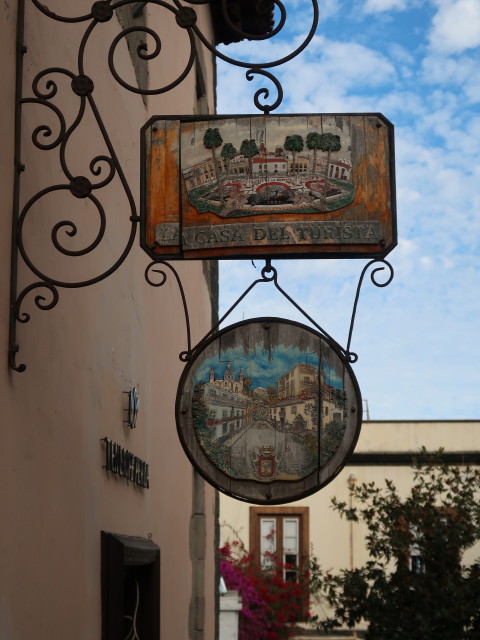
[{"x1": 101, "y1": 531, "x2": 160, "y2": 640}]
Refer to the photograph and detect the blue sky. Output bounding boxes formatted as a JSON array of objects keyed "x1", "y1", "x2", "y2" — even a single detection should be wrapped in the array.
[{"x1": 216, "y1": 0, "x2": 480, "y2": 420}]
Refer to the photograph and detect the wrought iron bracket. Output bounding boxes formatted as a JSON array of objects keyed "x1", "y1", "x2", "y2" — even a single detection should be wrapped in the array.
[
  {"x1": 8, "y1": 0, "x2": 320, "y2": 371},
  {"x1": 7, "y1": 1, "x2": 393, "y2": 373}
]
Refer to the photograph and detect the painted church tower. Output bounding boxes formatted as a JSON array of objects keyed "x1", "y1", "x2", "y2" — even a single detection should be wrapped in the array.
[{"x1": 224, "y1": 362, "x2": 234, "y2": 383}]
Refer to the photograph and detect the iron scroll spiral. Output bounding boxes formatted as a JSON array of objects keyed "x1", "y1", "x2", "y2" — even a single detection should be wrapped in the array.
[
  {"x1": 345, "y1": 259, "x2": 395, "y2": 363},
  {"x1": 145, "y1": 261, "x2": 192, "y2": 360},
  {"x1": 10, "y1": 0, "x2": 319, "y2": 371}
]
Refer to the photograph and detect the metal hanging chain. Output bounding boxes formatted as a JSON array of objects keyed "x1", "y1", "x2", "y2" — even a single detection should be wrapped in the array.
[
  {"x1": 183, "y1": 257, "x2": 394, "y2": 365},
  {"x1": 9, "y1": 0, "x2": 319, "y2": 371}
]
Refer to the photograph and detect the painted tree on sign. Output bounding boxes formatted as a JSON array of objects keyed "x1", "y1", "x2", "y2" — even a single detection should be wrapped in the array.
[
  {"x1": 332, "y1": 388, "x2": 347, "y2": 409},
  {"x1": 192, "y1": 382, "x2": 208, "y2": 433},
  {"x1": 267, "y1": 385, "x2": 278, "y2": 406},
  {"x1": 240, "y1": 139, "x2": 259, "y2": 178},
  {"x1": 284, "y1": 134, "x2": 304, "y2": 174},
  {"x1": 221, "y1": 142, "x2": 237, "y2": 178},
  {"x1": 318, "y1": 132, "x2": 341, "y2": 208},
  {"x1": 203, "y1": 127, "x2": 224, "y2": 202},
  {"x1": 242, "y1": 376, "x2": 253, "y2": 396},
  {"x1": 306, "y1": 131, "x2": 322, "y2": 175}
]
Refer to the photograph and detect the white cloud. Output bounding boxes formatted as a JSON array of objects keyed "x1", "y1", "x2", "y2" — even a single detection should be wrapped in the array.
[
  {"x1": 282, "y1": 0, "x2": 343, "y2": 24},
  {"x1": 317, "y1": 0, "x2": 345, "y2": 20},
  {"x1": 428, "y1": 0, "x2": 480, "y2": 54},
  {"x1": 420, "y1": 255, "x2": 434, "y2": 268},
  {"x1": 215, "y1": 1, "x2": 480, "y2": 419},
  {"x1": 398, "y1": 185, "x2": 422, "y2": 203},
  {"x1": 273, "y1": 36, "x2": 395, "y2": 112},
  {"x1": 217, "y1": 35, "x2": 396, "y2": 114},
  {"x1": 376, "y1": 90, "x2": 426, "y2": 119},
  {"x1": 363, "y1": 0, "x2": 414, "y2": 13},
  {"x1": 422, "y1": 52, "x2": 480, "y2": 103},
  {"x1": 389, "y1": 43, "x2": 415, "y2": 65},
  {"x1": 304, "y1": 35, "x2": 395, "y2": 84}
]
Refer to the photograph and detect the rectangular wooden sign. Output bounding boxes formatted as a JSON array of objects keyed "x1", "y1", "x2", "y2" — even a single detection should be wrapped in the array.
[{"x1": 140, "y1": 114, "x2": 396, "y2": 260}]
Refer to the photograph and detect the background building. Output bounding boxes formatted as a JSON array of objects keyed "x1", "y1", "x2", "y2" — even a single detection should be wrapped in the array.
[
  {"x1": 205, "y1": 363, "x2": 248, "y2": 441},
  {"x1": 220, "y1": 419, "x2": 480, "y2": 637}
]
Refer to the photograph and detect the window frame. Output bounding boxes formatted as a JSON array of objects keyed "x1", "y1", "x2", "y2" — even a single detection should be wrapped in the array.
[{"x1": 249, "y1": 506, "x2": 309, "y2": 620}]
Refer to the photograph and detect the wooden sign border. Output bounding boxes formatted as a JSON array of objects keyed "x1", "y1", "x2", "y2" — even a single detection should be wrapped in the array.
[
  {"x1": 175, "y1": 317, "x2": 363, "y2": 505},
  {"x1": 141, "y1": 113, "x2": 397, "y2": 261}
]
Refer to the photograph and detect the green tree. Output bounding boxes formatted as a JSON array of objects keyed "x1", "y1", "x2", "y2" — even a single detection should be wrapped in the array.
[
  {"x1": 239, "y1": 139, "x2": 259, "y2": 178},
  {"x1": 306, "y1": 131, "x2": 322, "y2": 175},
  {"x1": 203, "y1": 127, "x2": 224, "y2": 202},
  {"x1": 304, "y1": 397, "x2": 318, "y2": 424},
  {"x1": 191, "y1": 381, "x2": 208, "y2": 433},
  {"x1": 319, "y1": 420, "x2": 346, "y2": 466},
  {"x1": 221, "y1": 142, "x2": 237, "y2": 178},
  {"x1": 317, "y1": 132, "x2": 341, "y2": 209},
  {"x1": 332, "y1": 388, "x2": 347, "y2": 409},
  {"x1": 292, "y1": 413, "x2": 307, "y2": 430},
  {"x1": 284, "y1": 134, "x2": 304, "y2": 174},
  {"x1": 242, "y1": 376, "x2": 253, "y2": 396},
  {"x1": 310, "y1": 453, "x2": 480, "y2": 639}
]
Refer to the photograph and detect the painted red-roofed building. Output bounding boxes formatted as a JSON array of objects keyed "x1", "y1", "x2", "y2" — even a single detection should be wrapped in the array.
[
  {"x1": 328, "y1": 159, "x2": 352, "y2": 181},
  {"x1": 252, "y1": 156, "x2": 288, "y2": 175}
]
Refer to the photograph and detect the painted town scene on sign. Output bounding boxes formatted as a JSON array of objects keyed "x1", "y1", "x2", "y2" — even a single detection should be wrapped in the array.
[
  {"x1": 142, "y1": 113, "x2": 396, "y2": 259},
  {"x1": 187, "y1": 323, "x2": 352, "y2": 483},
  {"x1": 181, "y1": 116, "x2": 355, "y2": 218}
]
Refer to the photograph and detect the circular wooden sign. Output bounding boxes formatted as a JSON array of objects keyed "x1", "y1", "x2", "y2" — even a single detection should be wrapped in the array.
[{"x1": 176, "y1": 318, "x2": 362, "y2": 504}]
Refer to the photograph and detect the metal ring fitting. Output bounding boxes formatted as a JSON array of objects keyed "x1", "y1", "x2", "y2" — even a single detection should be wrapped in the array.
[
  {"x1": 70, "y1": 176, "x2": 93, "y2": 198},
  {"x1": 71, "y1": 74, "x2": 94, "y2": 96},
  {"x1": 176, "y1": 7, "x2": 197, "y2": 28},
  {"x1": 91, "y1": 1, "x2": 113, "y2": 22}
]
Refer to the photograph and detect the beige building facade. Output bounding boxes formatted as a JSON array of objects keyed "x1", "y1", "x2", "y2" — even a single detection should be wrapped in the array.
[
  {"x1": 220, "y1": 419, "x2": 480, "y2": 635},
  {"x1": 0, "y1": 1, "x2": 248, "y2": 638}
]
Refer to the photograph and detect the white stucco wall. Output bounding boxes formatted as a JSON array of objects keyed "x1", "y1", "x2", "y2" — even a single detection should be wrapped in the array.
[{"x1": 0, "y1": 2, "x2": 217, "y2": 639}]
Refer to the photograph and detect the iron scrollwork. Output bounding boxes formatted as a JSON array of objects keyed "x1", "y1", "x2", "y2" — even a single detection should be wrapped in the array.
[
  {"x1": 9, "y1": 0, "x2": 320, "y2": 371},
  {"x1": 345, "y1": 258, "x2": 395, "y2": 363},
  {"x1": 10, "y1": 1, "x2": 395, "y2": 374}
]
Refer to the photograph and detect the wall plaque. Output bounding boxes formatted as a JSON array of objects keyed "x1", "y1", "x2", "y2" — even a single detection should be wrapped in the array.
[
  {"x1": 176, "y1": 318, "x2": 362, "y2": 504},
  {"x1": 141, "y1": 114, "x2": 396, "y2": 260},
  {"x1": 102, "y1": 438, "x2": 150, "y2": 489}
]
